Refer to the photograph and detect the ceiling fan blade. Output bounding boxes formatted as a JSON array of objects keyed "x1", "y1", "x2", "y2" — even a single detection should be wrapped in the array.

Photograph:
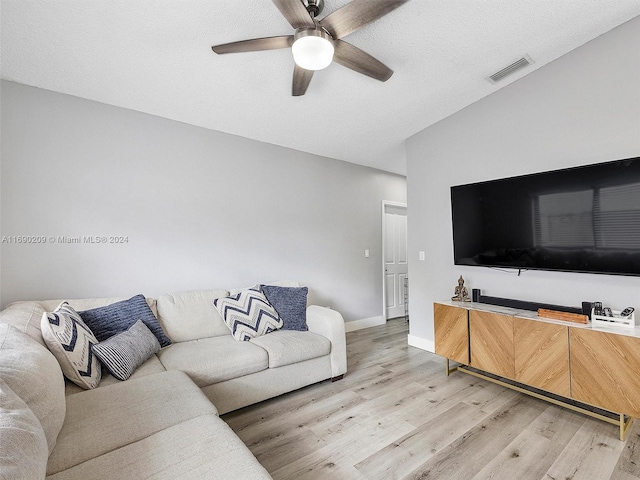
[
  {"x1": 272, "y1": 0, "x2": 315, "y2": 29},
  {"x1": 320, "y1": 0, "x2": 409, "y2": 39},
  {"x1": 212, "y1": 35, "x2": 293, "y2": 54},
  {"x1": 292, "y1": 64, "x2": 314, "y2": 96},
  {"x1": 333, "y1": 40, "x2": 393, "y2": 82}
]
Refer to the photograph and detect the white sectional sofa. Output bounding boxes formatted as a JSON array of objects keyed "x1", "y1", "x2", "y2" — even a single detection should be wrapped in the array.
[{"x1": 0, "y1": 285, "x2": 347, "y2": 479}]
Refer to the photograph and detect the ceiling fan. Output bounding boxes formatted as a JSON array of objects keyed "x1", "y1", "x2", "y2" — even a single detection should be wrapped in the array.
[{"x1": 211, "y1": 0, "x2": 410, "y2": 96}]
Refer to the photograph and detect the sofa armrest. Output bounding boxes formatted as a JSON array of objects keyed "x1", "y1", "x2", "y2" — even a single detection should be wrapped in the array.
[
  {"x1": 0, "y1": 301, "x2": 48, "y2": 346},
  {"x1": 306, "y1": 305, "x2": 347, "y2": 378}
]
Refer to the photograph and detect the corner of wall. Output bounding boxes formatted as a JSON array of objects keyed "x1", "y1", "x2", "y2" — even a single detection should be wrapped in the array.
[
  {"x1": 0, "y1": 80, "x2": 3, "y2": 308},
  {"x1": 344, "y1": 316, "x2": 386, "y2": 333},
  {"x1": 408, "y1": 333, "x2": 434, "y2": 353}
]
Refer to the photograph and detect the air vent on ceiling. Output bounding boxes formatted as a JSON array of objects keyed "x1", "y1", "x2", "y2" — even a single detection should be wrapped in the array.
[{"x1": 486, "y1": 55, "x2": 534, "y2": 84}]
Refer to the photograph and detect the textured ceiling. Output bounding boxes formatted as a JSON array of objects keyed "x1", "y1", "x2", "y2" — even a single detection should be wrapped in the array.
[{"x1": 2, "y1": 1, "x2": 639, "y2": 175}]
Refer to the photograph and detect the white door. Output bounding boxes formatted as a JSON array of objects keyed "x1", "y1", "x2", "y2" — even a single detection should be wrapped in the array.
[{"x1": 383, "y1": 203, "x2": 408, "y2": 320}]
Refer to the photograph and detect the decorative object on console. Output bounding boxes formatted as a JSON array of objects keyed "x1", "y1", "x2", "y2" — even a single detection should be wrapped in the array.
[
  {"x1": 260, "y1": 285, "x2": 309, "y2": 331},
  {"x1": 592, "y1": 307, "x2": 636, "y2": 328},
  {"x1": 593, "y1": 301, "x2": 603, "y2": 316},
  {"x1": 472, "y1": 288, "x2": 481, "y2": 302},
  {"x1": 537, "y1": 308, "x2": 589, "y2": 324},
  {"x1": 451, "y1": 275, "x2": 471, "y2": 302},
  {"x1": 41, "y1": 302, "x2": 102, "y2": 389},
  {"x1": 214, "y1": 288, "x2": 284, "y2": 341},
  {"x1": 581, "y1": 301, "x2": 593, "y2": 319},
  {"x1": 620, "y1": 306, "x2": 635, "y2": 318},
  {"x1": 79, "y1": 294, "x2": 172, "y2": 347},
  {"x1": 92, "y1": 320, "x2": 161, "y2": 381}
]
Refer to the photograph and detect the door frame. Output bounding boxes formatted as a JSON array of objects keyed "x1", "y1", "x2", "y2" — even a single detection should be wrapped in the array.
[{"x1": 381, "y1": 200, "x2": 408, "y2": 321}]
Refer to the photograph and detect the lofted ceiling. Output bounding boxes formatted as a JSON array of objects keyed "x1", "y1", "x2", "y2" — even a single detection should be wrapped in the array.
[{"x1": 1, "y1": 1, "x2": 639, "y2": 175}]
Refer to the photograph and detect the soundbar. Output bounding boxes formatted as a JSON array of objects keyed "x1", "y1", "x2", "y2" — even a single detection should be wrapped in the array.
[{"x1": 471, "y1": 289, "x2": 583, "y2": 315}]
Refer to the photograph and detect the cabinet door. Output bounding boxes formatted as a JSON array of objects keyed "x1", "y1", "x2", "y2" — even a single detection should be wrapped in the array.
[
  {"x1": 434, "y1": 303, "x2": 469, "y2": 364},
  {"x1": 469, "y1": 310, "x2": 515, "y2": 379},
  {"x1": 514, "y1": 318, "x2": 570, "y2": 397},
  {"x1": 570, "y1": 328, "x2": 640, "y2": 417}
]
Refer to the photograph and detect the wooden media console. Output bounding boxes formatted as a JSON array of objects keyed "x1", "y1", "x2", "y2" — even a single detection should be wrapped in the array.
[{"x1": 434, "y1": 301, "x2": 640, "y2": 440}]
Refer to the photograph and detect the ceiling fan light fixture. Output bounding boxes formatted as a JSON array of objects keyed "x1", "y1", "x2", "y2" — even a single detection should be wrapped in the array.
[{"x1": 292, "y1": 28, "x2": 334, "y2": 71}]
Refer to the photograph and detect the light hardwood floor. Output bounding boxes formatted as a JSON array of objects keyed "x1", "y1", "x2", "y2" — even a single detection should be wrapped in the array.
[{"x1": 222, "y1": 319, "x2": 640, "y2": 480}]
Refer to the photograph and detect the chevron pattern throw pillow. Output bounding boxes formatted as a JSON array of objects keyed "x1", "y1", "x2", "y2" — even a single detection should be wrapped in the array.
[
  {"x1": 214, "y1": 288, "x2": 284, "y2": 341},
  {"x1": 41, "y1": 302, "x2": 102, "y2": 389}
]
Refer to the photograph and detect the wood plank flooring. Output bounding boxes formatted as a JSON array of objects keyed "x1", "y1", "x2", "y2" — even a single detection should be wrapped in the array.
[{"x1": 222, "y1": 319, "x2": 640, "y2": 480}]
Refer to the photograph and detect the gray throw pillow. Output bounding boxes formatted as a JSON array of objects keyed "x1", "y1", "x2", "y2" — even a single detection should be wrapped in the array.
[
  {"x1": 260, "y1": 285, "x2": 308, "y2": 331},
  {"x1": 79, "y1": 294, "x2": 171, "y2": 347},
  {"x1": 92, "y1": 320, "x2": 160, "y2": 381}
]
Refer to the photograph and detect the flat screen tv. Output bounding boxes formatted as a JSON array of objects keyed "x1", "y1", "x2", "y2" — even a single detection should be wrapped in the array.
[{"x1": 451, "y1": 156, "x2": 640, "y2": 276}]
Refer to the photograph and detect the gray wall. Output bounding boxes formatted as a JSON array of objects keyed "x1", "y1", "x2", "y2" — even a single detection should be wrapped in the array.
[
  {"x1": 0, "y1": 80, "x2": 407, "y2": 323},
  {"x1": 406, "y1": 17, "x2": 640, "y2": 349}
]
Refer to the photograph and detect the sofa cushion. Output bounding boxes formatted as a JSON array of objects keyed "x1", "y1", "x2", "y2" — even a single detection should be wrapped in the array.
[
  {"x1": 157, "y1": 335, "x2": 269, "y2": 387},
  {"x1": 261, "y1": 285, "x2": 309, "y2": 331},
  {"x1": 214, "y1": 288, "x2": 283, "y2": 341},
  {"x1": 64, "y1": 354, "x2": 167, "y2": 396},
  {"x1": 92, "y1": 320, "x2": 160, "y2": 381},
  {"x1": 44, "y1": 415, "x2": 272, "y2": 480},
  {"x1": 0, "y1": 378, "x2": 49, "y2": 480},
  {"x1": 250, "y1": 330, "x2": 331, "y2": 368},
  {"x1": 79, "y1": 294, "x2": 171, "y2": 347},
  {"x1": 41, "y1": 302, "x2": 102, "y2": 390},
  {"x1": 46, "y1": 370, "x2": 218, "y2": 476},
  {"x1": 0, "y1": 324, "x2": 66, "y2": 455},
  {"x1": 156, "y1": 289, "x2": 230, "y2": 342}
]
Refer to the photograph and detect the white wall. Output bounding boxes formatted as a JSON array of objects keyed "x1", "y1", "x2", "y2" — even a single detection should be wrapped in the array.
[
  {"x1": 406, "y1": 17, "x2": 640, "y2": 350},
  {"x1": 0, "y1": 81, "x2": 407, "y2": 323},
  {"x1": 0, "y1": 81, "x2": 2, "y2": 309}
]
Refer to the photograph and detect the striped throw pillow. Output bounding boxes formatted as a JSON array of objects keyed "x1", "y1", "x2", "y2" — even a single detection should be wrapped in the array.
[{"x1": 91, "y1": 320, "x2": 160, "y2": 381}]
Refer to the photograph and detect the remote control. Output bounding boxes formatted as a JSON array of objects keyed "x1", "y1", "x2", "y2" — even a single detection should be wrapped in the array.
[
  {"x1": 593, "y1": 302, "x2": 603, "y2": 316},
  {"x1": 620, "y1": 307, "x2": 635, "y2": 317},
  {"x1": 603, "y1": 307, "x2": 613, "y2": 317}
]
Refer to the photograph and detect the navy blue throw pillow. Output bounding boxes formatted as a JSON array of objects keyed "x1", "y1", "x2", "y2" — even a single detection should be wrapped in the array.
[
  {"x1": 260, "y1": 286, "x2": 308, "y2": 331},
  {"x1": 79, "y1": 294, "x2": 171, "y2": 347}
]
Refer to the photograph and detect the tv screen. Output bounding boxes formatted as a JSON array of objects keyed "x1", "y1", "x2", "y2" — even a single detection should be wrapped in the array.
[{"x1": 451, "y1": 156, "x2": 640, "y2": 276}]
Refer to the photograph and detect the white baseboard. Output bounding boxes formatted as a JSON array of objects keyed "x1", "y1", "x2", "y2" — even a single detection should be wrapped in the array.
[
  {"x1": 408, "y1": 334, "x2": 435, "y2": 353},
  {"x1": 345, "y1": 315, "x2": 386, "y2": 332}
]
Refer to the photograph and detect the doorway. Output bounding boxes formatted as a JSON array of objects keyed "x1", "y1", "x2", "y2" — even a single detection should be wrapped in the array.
[{"x1": 382, "y1": 201, "x2": 408, "y2": 320}]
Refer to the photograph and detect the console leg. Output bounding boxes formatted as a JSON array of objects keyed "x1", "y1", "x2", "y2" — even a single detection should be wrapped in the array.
[
  {"x1": 445, "y1": 358, "x2": 458, "y2": 376},
  {"x1": 620, "y1": 414, "x2": 634, "y2": 441}
]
